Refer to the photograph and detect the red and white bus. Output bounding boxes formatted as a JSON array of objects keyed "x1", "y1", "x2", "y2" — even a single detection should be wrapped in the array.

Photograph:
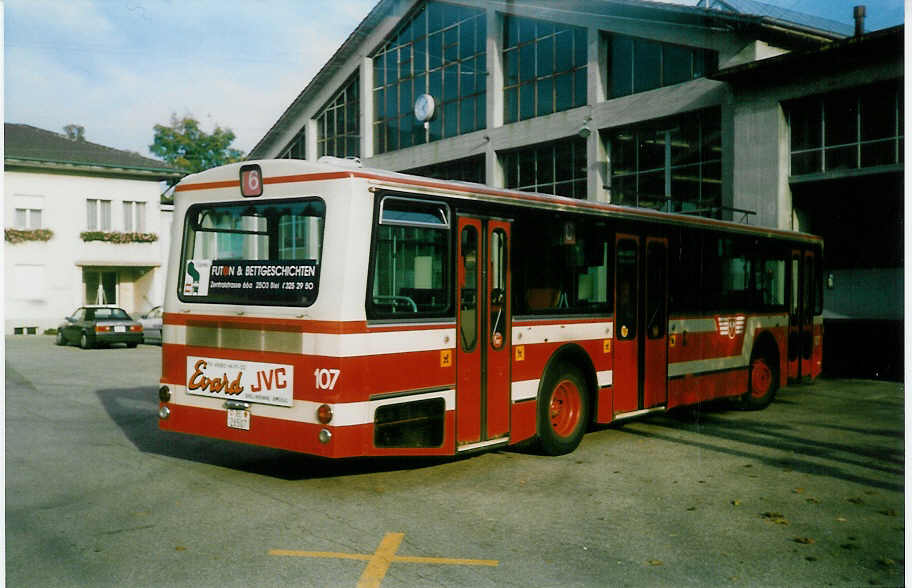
[{"x1": 158, "y1": 158, "x2": 823, "y2": 457}]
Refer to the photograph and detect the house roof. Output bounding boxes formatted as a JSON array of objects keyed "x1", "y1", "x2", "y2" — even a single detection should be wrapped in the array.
[
  {"x1": 4, "y1": 123, "x2": 184, "y2": 181},
  {"x1": 249, "y1": 0, "x2": 852, "y2": 159}
]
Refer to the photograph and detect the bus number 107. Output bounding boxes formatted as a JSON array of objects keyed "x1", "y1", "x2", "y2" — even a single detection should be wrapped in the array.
[{"x1": 314, "y1": 368, "x2": 341, "y2": 391}]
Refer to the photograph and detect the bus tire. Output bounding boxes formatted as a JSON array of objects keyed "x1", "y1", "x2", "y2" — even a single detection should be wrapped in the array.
[
  {"x1": 743, "y1": 350, "x2": 778, "y2": 410},
  {"x1": 537, "y1": 363, "x2": 590, "y2": 456}
]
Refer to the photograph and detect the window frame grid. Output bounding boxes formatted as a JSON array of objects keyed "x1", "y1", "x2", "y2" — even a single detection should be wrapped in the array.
[
  {"x1": 788, "y1": 83, "x2": 904, "y2": 177},
  {"x1": 316, "y1": 73, "x2": 361, "y2": 159},
  {"x1": 371, "y1": 2, "x2": 487, "y2": 155},
  {"x1": 502, "y1": 15, "x2": 587, "y2": 124},
  {"x1": 502, "y1": 137, "x2": 588, "y2": 198},
  {"x1": 609, "y1": 109, "x2": 722, "y2": 216}
]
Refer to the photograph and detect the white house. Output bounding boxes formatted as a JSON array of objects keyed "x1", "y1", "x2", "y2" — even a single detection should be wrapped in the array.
[{"x1": 4, "y1": 123, "x2": 184, "y2": 334}]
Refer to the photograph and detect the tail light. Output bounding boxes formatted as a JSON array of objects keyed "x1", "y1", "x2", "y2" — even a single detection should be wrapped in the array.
[
  {"x1": 130, "y1": 325, "x2": 143, "y2": 332},
  {"x1": 95, "y1": 325, "x2": 112, "y2": 333}
]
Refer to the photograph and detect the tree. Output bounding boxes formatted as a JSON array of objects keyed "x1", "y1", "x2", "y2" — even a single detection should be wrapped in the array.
[
  {"x1": 63, "y1": 124, "x2": 85, "y2": 141},
  {"x1": 149, "y1": 114, "x2": 245, "y2": 174}
]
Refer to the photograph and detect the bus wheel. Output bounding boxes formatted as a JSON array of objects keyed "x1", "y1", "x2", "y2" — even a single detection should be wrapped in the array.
[
  {"x1": 538, "y1": 363, "x2": 589, "y2": 456},
  {"x1": 744, "y1": 354, "x2": 777, "y2": 410}
]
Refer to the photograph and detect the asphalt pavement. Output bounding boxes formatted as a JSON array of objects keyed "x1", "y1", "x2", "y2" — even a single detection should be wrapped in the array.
[{"x1": 5, "y1": 335, "x2": 906, "y2": 587}]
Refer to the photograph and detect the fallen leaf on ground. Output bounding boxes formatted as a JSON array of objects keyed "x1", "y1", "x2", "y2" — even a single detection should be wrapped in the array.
[
  {"x1": 794, "y1": 537, "x2": 815, "y2": 544},
  {"x1": 761, "y1": 512, "x2": 789, "y2": 525}
]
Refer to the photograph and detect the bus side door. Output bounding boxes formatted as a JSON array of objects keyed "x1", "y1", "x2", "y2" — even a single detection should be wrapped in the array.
[
  {"x1": 456, "y1": 216, "x2": 511, "y2": 449},
  {"x1": 788, "y1": 249, "x2": 817, "y2": 382},
  {"x1": 614, "y1": 234, "x2": 668, "y2": 415}
]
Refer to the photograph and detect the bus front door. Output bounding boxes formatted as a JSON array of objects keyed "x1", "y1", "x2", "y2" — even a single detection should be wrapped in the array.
[
  {"x1": 456, "y1": 217, "x2": 512, "y2": 449},
  {"x1": 614, "y1": 234, "x2": 669, "y2": 415},
  {"x1": 788, "y1": 249, "x2": 816, "y2": 382}
]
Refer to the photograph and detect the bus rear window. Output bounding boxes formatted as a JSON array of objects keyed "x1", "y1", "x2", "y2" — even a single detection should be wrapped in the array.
[{"x1": 179, "y1": 198, "x2": 325, "y2": 306}]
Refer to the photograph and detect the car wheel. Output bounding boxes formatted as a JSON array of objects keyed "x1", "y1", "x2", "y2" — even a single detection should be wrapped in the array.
[
  {"x1": 79, "y1": 332, "x2": 92, "y2": 350},
  {"x1": 55, "y1": 331, "x2": 66, "y2": 346}
]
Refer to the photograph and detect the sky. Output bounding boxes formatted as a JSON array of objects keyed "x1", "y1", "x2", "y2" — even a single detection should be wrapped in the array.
[{"x1": 4, "y1": 0, "x2": 906, "y2": 160}]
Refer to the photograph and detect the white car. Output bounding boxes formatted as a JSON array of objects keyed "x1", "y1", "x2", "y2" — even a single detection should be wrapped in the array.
[{"x1": 139, "y1": 306, "x2": 163, "y2": 344}]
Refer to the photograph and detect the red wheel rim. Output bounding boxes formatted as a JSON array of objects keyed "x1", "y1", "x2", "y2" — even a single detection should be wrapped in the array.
[
  {"x1": 750, "y1": 359, "x2": 772, "y2": 399},
  {"x1": 549, "y1": 379, "x2": 581, "y2": 437}
]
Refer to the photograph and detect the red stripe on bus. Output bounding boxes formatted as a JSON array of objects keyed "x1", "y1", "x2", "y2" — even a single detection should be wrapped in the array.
[{"x1": 159, "y1": 403, "x2": 455, "y2": 457}]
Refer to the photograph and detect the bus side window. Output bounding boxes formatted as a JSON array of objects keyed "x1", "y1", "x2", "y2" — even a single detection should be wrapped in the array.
[
  {"x1": 369, "y1": 196, "x2": 451, "y2": 318},
  {"x1": 514, "y1": 213, "x2": 612, "y2": 315}
]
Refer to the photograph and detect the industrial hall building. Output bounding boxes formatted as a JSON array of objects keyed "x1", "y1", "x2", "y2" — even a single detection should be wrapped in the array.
[{"x1": 249, "y1": 0, "x2": 903, "y2": 379}]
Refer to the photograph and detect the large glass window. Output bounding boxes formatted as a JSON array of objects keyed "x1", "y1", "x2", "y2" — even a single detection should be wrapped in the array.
[
  {"x1": 280, "y1": 128, "x2": 307, "y2": 160},
  {"x1": 368, "y1": 196, "x2": 451, "y2": 317},
  {"x1": 503, "y1": 16, "x2": 587, "y2": 123},
  {"x1": 316, "y1": 73, "x2": 360, "y2": 158},
  {"x1": 372, "y1": 2, "x2": 486, "y2": 154},
  {"x1": 405, "y1": 155, "x2": 485, "y2": 184},
  {"x1": 788, "y1": 81, "x2": 903, "y2": 176},
  {"x1": 179, "y1": 199, "x2": 325, "y2": 306},
  {"x1": 502, "y1": 136, "x2": 587, "y2": 198},
  {"x1": 608, "y1": 34, "x2": 717, "y2": 98},
  {"x1": 609, "y1": 108, "x2": 721, "y2": 215}
]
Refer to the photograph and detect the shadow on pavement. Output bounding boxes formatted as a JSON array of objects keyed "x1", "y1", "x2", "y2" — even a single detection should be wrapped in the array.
[{"x1": 613, "y1": 395, "x2": 904, "y2": 492}]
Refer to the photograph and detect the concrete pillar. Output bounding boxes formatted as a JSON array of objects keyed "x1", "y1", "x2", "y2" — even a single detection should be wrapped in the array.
[
  {"x1": 485, "y1": 7, "x2": 504, "y2": 186},
  {"x1": 360, "y1": 56, "x2": 374, "y2": 160},
  {"x1": 731, "y1": 98, "x2": 790, "y2": 230}
]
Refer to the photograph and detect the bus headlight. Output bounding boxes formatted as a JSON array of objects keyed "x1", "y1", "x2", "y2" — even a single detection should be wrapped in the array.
[
  {"x1": 158, "y1": 405, "x2": 171, "y2": 420},
  {"x1": 159, "y1": 385, "x2": 171, "y2": 403}
]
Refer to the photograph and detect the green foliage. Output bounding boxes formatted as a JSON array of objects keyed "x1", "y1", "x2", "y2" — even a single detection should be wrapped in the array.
[
  {"x1": 80, "y1": 231, "x2": 158, "y2": 244},
  {"x1": 63, "y1": 124, "x2": 85, "y2": 141},
  {"x1": 149, "y1": 114, "x2": 245, "y2": 174},
  {"x1": 5, "y1": 228, "x2": 54, "y2": 243}
]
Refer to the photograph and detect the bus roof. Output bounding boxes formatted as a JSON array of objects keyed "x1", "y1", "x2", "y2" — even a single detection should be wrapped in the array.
[{"x1": 176, "y1": 158, "x2": 823, "y2": 246}]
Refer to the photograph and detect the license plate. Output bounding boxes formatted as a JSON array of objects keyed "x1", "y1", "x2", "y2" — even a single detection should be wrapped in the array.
[
  {"x1": 114, "y1": 325, "x2": 126, "y2": 333},
  {"x1": 227, "y1": 409, "x2": 250, "y2": 430}
]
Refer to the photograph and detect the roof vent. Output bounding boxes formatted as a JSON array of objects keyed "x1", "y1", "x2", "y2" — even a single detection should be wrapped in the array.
[{"x1": 318, "y1": 155, "x2": 362, "y2": 168}]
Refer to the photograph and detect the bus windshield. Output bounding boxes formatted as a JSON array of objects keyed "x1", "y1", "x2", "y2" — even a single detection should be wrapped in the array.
[{"x1": 178, "y1": 198, "x2": 325, "y2": 306}]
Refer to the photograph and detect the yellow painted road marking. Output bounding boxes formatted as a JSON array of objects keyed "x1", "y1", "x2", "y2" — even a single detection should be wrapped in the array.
[
  {"x1": 270, "y1": 532, "x2": 499, "y2": 587},
  {"x1": 358, "y1": 532, "x2": 404, "y2": 588},
  {"x1": 269, "y1": 550, "x2": 371, "y2": 561}
]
